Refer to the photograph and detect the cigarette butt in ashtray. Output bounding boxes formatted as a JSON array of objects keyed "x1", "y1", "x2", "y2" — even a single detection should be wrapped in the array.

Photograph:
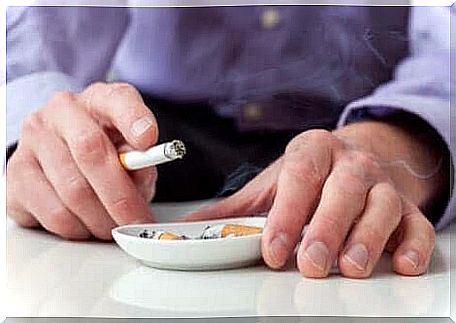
[
  {"x1": 138, "y1": 224, "x2": 263, "y2": 240},
  {"x1": 157, "y1": 232, "x2": 186, "y2": 240},
  {"x1": 139, "y1": 229, "x2": 187, "y2": 240},
  {"x1": 201, "y1": 224, "x2": 263, "y2": 239},
  {"x1": 221, "y1": 224, "x2": 263, "y2": 237}
]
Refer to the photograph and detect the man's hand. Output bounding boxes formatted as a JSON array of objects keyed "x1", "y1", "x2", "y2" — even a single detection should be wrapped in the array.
[
  {"x1": 7, "y1": 82, "x2": 158, "y2": 240},
  {"x1": 184, "y1": 122, "x2": 444, "y2": 278}
]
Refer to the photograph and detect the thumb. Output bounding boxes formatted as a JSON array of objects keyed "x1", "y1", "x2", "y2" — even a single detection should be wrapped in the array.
[
  {"x1": 176, "y1": 193, "x2": 255, "y2": 222},
  {"x1": 131, "y1": 167, "x2": 157, "y2": 203},
  {"x1": 176, "y1": 160, "x2": 282, "y2": 222}
]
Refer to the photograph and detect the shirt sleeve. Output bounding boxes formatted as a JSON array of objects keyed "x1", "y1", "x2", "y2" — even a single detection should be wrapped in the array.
[
  {"x1": 337, "y1": 6, "x2": 455, "y2": 231},
  {"x1": 6, "y1": 6, "x2": 130, "y2": 146}
]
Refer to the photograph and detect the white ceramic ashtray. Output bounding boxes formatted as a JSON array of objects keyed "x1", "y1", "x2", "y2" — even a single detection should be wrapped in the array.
[{"x1": 112, "y1": 217, "x2": 267, "y2": 271}]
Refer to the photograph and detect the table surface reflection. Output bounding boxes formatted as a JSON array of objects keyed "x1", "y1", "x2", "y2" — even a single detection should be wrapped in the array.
[{"x1": 6, "y1": 201, "x2": 453, "y2": 318}]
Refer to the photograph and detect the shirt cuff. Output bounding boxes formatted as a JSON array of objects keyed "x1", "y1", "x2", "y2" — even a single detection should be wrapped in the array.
[
  {"x1": 341, "y1": 106, "x2": 399, "y2": 124},
  {"x1": 6, "y1": 71, "x2": 85, "y2": 147}
]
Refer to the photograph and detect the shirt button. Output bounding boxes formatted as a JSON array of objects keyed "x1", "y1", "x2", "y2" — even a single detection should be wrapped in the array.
[
  {"x1": 243, "y1": 103, "x2": 263, "y2": 121},
  {"x1": 260, "y1": 8, "x2": 280, "y2": 29}
]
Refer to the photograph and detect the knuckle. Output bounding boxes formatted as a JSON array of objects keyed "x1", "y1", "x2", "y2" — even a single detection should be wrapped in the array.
[
  {"x1": 46, "y1": 207, "x2": 76, "y2": 237},
  {"x1": 334, "y1": 171, "x2": 366, "y2": 196},
  {"x1": 372, "y1": 183, "x2": 402, "y2": 213},
  {"x1": 283, "y1": 157, "x2": 322, "y2": 193},
  {"x1": 21, "y1": 111, "x2": 44, "y2": 135},
  {"x1": 347, "y1": 151, "x2": 380, "y2": 172},
  {"x1": 285, "y1": 134, "x2": 305, "y2": 154},
  {"x1": 72, "y1": 130, "x2": 109, "y2": 161},
  {"x1": 81, "y1": 82, "x2": 107, "y2": 108},
  {"x1": 376, "y1": 182, "x2": 399, "y2": 200},
  {"x1": 317, "y1": 215, "x2": 345, "y2": 238},
  {"x1": 286, "y1": 129, "x2": 334, "y2": 154},
  {"x1": 60, "y1": 176, "x2": 93, "y2": 206},
  {"x1": 110, "y1": 196, "x2": 133, "y2": 218},
  {"x1": 50, "y1": 91, "x2": 76, "y2": 106},
  {"x1": 82, "y1": 82, "x2": 108, "y2": 96},
  {"x1": 111, "y1": 82, "x2": 137, "y2": 93},
  {"x1": 107, "y1": 82, "x2": 139, "y2": 99},
  {"x1": 302, "y1": 129, "x2": 334, "y2": 144},
  {"x1": 86, "y1": 81, "x2": 107, "y2": 92},
  {"x1": 359, "y1": 224, "x2": 386, "y2": 245}
]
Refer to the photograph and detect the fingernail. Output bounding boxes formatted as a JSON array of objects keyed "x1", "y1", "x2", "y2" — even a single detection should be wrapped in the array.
[
  {"x1": 403, "y1": 250, "x2": 419, "y2": 269},
  {"x1": 269, "y1": 233, "x2": 289, "y2": 267},
  {"x1": 131, "y1": 115, "x2": 153, "y2": 138},
  {"x1": 303, "y1": 241, "x2": 329, "y2": 272},
  {"x1": 344, "y1": 243, "x2": 369, "y2": 271}
]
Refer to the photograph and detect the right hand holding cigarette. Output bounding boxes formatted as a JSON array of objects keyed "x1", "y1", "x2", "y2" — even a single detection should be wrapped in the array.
[{"x1": 7, "y1": 82, "x2": 159, "y2": 240}]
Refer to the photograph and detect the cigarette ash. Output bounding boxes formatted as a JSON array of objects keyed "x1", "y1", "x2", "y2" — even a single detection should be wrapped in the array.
[
  {"x1": 199, "y1": 225, "x2": 231, "y2": 239},
  {"x1": 164, "y1": 140, "x2": 186, "y2": 160},
  {"x1": 139, "y1": 229, "x2": 153, "y2": 238}
]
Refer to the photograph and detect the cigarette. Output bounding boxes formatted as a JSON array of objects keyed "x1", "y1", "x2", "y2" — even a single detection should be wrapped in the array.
[
  {"x1": 139, "y1": 229, "x2": 187, "y2": 240},
  {"x1": 119, "y1": 140, "x2": 186, "y2": 170},
  {"x1": 200, "y1": 224, "x2": 263, "y2": 239}
]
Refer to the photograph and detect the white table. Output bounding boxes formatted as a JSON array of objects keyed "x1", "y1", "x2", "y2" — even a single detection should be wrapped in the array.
[{"x1": 6, "y1": 201, "x2": 454, "y2": 319}]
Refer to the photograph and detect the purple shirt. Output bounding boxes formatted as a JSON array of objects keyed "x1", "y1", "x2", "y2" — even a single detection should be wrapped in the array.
[{"x1": 6, "y1": 5, "x2": 455, "y2": 229}]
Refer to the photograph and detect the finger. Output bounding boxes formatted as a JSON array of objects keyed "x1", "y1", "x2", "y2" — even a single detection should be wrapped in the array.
[
  {"x1": 7, "y1": 192, "x2": 40, "y2": 228},
  {"x1": 45, "y1": 93, "x2": 154, "y2": 225},
  {"x1": 6, "y1": 204, "x2": 39, "y2": 228},
  {"x1": 24, "y1": 116, "x2": 116, "y2": 240},
  {"x1": 117, "y1": 143, "x2": 157, "y2": 202},
  {"x1": 80, "y1": 83, "x2": 158, "y2": 150},
  {"x1": 391, "y1": 200, "x2": 435, "y2": 276},
  {"x1": 11, "y1": 153, "x2": 90, "y2": 240},
  {"x1": 6, "y1": 152, "x2": 40, "y2": 228},
  {"x1": 262, "y1": 130, "x2": 334, "y2": 269},
  {"x1": 179, "y1": 159, "x2": 281, "y2": 222},
  {"x1": 130, "y1": 166, "x2": 158, "y2": 203},
  {"x1": 338, "y1": 182, "x2": 402, "y2": 278},
  {"x1": 297, "y1": 152, "x2": 376, "y2": 278}
]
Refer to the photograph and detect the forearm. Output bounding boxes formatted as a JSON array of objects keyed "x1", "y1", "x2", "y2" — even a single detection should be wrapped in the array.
[{"x1": 333, "y1": 116, "x2": 449, "y2": 216}]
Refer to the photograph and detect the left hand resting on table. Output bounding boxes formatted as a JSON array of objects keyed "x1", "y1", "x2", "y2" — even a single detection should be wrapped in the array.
[{"x1": 183, "y1": 121, "x2": 447, "y2": 278}]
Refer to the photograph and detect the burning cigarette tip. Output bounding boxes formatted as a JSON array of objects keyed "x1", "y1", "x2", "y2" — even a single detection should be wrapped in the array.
[{"x1": 165, "y1": 140, "x2": 186, "y2": 159}]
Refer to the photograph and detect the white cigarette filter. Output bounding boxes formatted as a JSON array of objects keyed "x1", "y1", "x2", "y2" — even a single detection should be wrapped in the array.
[
  {"x1": 119, "y1": 140, "x2": 186, "y2": 170},
  {"x1": 200, "y1": 224, "x2": 263, "y2": 239}
]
